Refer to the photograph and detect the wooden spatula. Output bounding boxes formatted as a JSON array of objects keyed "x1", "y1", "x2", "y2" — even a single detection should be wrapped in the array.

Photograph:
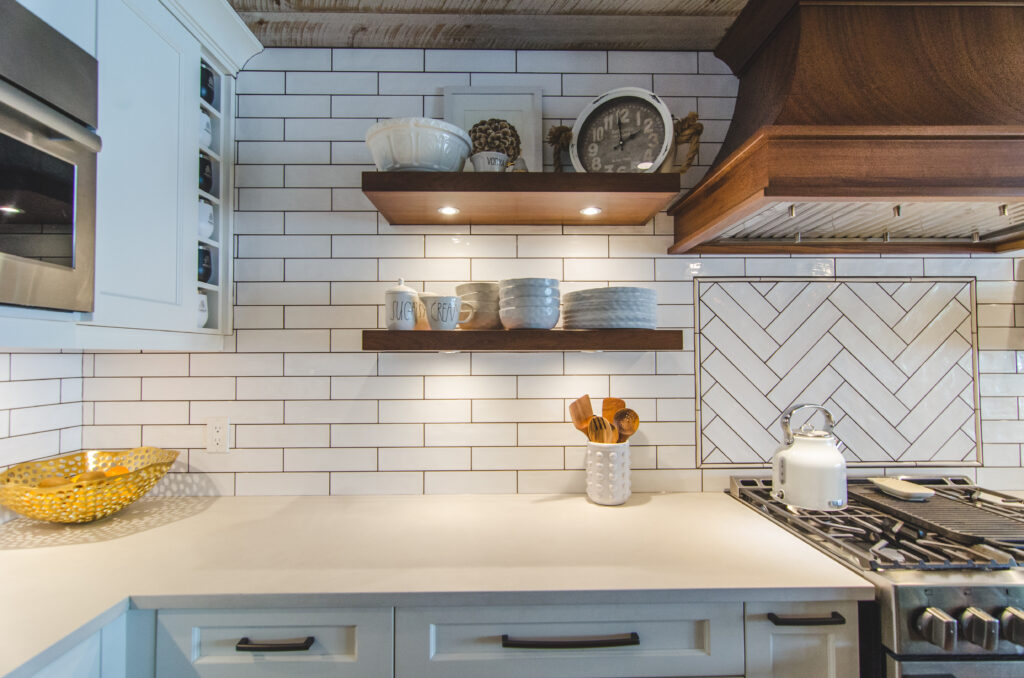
[
  {"x1": 569, "y1": 395, "x2": 594, "y2": 432},
  {"x1": 602, "y1": 398, "x2": 625, "y2": 421},
  {"x1": 613, "y1": 408, "x2": 640, "y2": 442},
  {"x1": 588, "y1": 416, "x2": 619, "y2": 444}
]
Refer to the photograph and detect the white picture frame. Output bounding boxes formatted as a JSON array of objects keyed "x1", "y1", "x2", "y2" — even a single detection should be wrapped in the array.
[{"x1": 443, "y1": 86, "x2": 543, "y2": 172}]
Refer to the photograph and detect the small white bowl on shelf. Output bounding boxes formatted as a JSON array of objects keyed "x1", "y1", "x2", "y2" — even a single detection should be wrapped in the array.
[
  {"x1": 499, "y1": 305, "x2": 560, "y2": 330},
  {"x1": 365, "y1": 117, "x2": 472, "y2": 172}
]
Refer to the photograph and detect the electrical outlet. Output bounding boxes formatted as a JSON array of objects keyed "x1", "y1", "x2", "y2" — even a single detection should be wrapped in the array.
[{"x1": 206, "y1": 417, "x2": 229, "y2": 454}]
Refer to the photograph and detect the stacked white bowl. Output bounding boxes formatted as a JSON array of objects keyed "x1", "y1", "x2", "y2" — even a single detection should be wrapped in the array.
[
  {"x1": 498, "y1": 278, "x2": 560, "y2": 329},
  {"x1": 563, "y1": 287, "x2": 657, "y2": 329}
]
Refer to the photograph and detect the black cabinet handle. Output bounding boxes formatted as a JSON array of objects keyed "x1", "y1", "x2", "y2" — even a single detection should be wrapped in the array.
[
  {"x1": 501, "y1": 632, "x2": 639, "y2": 649},
  {"x1": 235, "y1": 636, "x2": 315, "y2": 652},
  {"x1": 767, "y1": 611, "x2": 846, "y2": 626}
]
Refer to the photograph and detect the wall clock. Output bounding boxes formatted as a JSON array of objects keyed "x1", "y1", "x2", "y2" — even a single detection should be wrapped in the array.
[{"x1": 569, "y1": 87, "x2": 673, "y2": 173}]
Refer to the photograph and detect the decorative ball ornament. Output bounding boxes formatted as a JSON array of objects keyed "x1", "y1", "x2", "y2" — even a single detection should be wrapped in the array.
[
  {"x1": 469, "y1": 118, "x2": 522, "y2": 161},
  {"x1": 569, "y1": 87, "x2": 673, "y2": 173}
]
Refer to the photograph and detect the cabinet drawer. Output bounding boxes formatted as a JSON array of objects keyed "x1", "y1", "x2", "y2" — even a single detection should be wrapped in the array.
[
  {"x1": 155, "y1": 608, "x2": 392, "y2": 678},
  {"x1": 395, "y1": 602, "x2": 744, "y2": 678}
]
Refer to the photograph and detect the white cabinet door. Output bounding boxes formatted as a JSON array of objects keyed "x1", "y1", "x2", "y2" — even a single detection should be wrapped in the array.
[
  {"x1": 745, "y1": 601, "x2": 859, "y2": 678},
  {"x1": 31, "y1": 631, "x2": 101, "y2": 678},
  {"x1": 89, "y1": 0, "x2": 199, "y2": 336}
]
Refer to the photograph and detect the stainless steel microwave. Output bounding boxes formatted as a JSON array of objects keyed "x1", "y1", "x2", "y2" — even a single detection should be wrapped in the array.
[{"x1": 0, "y1": 0, "x2": 101, "y2": 312}]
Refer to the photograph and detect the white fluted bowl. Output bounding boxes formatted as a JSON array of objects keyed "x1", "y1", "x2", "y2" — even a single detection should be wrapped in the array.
[{"x1": 366, "y1": 117, "x2": 472, "y2": 172}]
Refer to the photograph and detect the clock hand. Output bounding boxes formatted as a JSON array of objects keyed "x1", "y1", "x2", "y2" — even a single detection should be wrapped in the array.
[{"x1": 615, "y1": 118, "x2": 625, "y2": 149}]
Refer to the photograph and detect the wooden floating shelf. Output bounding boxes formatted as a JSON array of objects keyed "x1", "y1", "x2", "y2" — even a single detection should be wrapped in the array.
[
  {"x1": 362, "y1": 329, "x2": 684, "y2": 352},
  {"x1": 362, "y1": 171, "x2": 681, "y2": 226}
]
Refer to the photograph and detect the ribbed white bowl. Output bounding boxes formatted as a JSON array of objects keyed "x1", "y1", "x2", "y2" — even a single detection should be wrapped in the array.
[{"x1": 365, "y1": 117, "x2": 472, "y2": 172}]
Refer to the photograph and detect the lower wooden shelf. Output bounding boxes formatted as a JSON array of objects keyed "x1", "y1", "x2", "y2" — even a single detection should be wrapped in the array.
[{"x1": 362, "y1": 329, "x2": 683, "y2": 352}]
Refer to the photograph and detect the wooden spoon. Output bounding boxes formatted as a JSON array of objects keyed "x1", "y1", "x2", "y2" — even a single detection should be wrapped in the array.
[
  {"x1": 588, "y1": 416, "x2": 619, "y2": 444},
  {"x1": 602, "y1": 397, "x2": 625, "y2": 421},
  {"x1": 569, "y1": 394, "x2": 594, "y2": 432},
  {"x1": 613, "y1": 408, "x2": 640, "y2": 442}
]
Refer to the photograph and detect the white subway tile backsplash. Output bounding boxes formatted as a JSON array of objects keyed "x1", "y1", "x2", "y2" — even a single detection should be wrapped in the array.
[
  {"x1": 380, "y1": 72, "x2": 468, "y2": 94},
  {"x1": 473, "y1": 446, "x2": 563, "y2": 470},
  {"x1": 143, "y1": 377, "x2": 235, "y2": 401},
  {"x1": 608, "y1": 51, "x2": 697, "y2": 73},
  {"x1": 333, "y1": 376, "x2": 423, "y2": 399},
  {"x1": 473, "y1": 399, "x2": 562, "y2": 423},
  {"x1": 94, "y1": 401, "x2": 188, "y2": 425},
  {"x1": 10, "y1": 354, "x2": 81, "y2": 380},
  {"x1": 10, "y1": 402, "x2": 80, "y2": 436},
  {"x1": 331, "y1": 471, "x2": 423, "y2": 495},
  {"x1": 426, "y1": 422, "x2": 516, "y2": 447},
  {"x1": 517, "y1": 375, "x2": 608, "y2": 399},
  {"x1": 236, "y1": 71, "x2": 285, "y2": 94},
  {"x1": 284, "y1": 118, "x2": 374, "y2": 141},
  {"x1": 239, "y1": 188, "x2": 332, "y2": 211},
  {"x1": 237, "y1": 377, "x2": 330, "y2": 400},
  {"x1": 469, "y1": 72, "x2": 562, "y2": 95},
  {"x1": 380, "y1": 399, "x2": 470, "y2": 423},
  {"x1": 380, "y1": 447, "x2": 470, "y2": 471},
  {"x1": 425, "y1": 471, "x2": 516, "y2": 494},
  {"x1": 333, "y1": 48, "x2": 422, "y2": 71},
  {"x1": 331, "y1": 422, "x2": 422, "y2": 447},
  {"x1": 424, "y1": 235, "x2": 515, "y2": 258},
  {"x1": 286, "y1": 447, "x2": 377, "y2": 472},
  {"x1": 286, "y1": 72, "x2": 377, "y2": 95},
  {"x1": 236, "y1": 118, "x2": 285, "y2": 141},
  {"x1": 1, "y1": 49, "x2": 1010, "y2": 496},
  {"x1": 248, "y1": 48, "x2": 332, "y2": 71},
  {"x1": 238, "y1": 95, "x2": 331, "y2": 118},
  {"x1": 562, "y1": 73, "x2": 652, "y2": 95},
  {"x1": 427, "y1": 49, "x2": 514, "y2": 71},
  {"x1": 236, "y1": 472, "x2": 330, "y2": 496},
  {"x1": 0, "y1": 380, "x2": 61, "y2": 410},
  {"x1": 237, "y1": 424, "x2": 330, "y2": 448}
]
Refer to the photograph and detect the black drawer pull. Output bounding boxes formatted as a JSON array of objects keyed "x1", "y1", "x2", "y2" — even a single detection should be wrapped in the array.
[
  {"x1": 767, "y1": 611, "x2": 845, "y2": 627},
  {"x1": 235, "y1": 636, "x2": 315, "y2": 652},
  {"x1": 501, "y1": 632, "x2": 640, "y2": 649}
]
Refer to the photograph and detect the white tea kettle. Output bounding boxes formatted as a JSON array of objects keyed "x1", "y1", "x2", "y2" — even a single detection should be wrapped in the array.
[{"x1": 771, "y1": 404, "x2": 847, "y2": 511}]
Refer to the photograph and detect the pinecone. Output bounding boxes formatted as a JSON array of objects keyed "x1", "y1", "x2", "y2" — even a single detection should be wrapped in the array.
[{"x1": 469, "y1": 118, "x2": 521, "y2": 160}]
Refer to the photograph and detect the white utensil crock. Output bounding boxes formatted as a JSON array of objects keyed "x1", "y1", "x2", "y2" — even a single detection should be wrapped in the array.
[
  {"x1": 771, "y1": 404, "x2": 847, "y2": 511},
  {"x1": 470, "y1": 151, "x2": 508, "y2": 172},
  {"x1": 585, "y1": 441, "x2": 631, "y2": 505}
]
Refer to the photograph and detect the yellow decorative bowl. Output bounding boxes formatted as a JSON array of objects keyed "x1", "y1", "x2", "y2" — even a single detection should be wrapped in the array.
[{"x1": 0, "y1": 447, "x2": 178, "y2": 523}]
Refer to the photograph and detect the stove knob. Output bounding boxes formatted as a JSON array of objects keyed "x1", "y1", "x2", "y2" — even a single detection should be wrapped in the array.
[
  {"x1": 916, "y1": 607, "x2": 957, "y2": 652},
  {"x1": 1000, "y1": 606, "x2": 1024, "y2": 646},
  {"x1": 960, "y1": 606, "x2": 1000, "y2": 651}
]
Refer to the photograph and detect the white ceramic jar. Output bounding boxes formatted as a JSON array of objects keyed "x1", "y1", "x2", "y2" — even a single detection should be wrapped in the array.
[
  {"x1": 196, "y1": 291, "x2": 209, "y2": 328},
  {"x1": 585, "y1": 441, "x2": 631, "y2": 505},
  {"x1": 385, "y1": 279, "x2": 419, "y2": 330},
  {"x1": 198, "y1": 199, "x2": 215, "y2": 239}
]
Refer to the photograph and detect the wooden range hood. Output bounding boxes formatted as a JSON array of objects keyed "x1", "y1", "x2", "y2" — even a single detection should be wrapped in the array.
[{"x1": 667, "y1": 0, "x2": 1024, "y2": 254}]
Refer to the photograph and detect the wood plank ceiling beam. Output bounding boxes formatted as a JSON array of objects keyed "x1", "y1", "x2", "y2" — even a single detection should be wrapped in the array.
[{"x1": 228, "y1": 0, "x2": 745, "y2": 49}]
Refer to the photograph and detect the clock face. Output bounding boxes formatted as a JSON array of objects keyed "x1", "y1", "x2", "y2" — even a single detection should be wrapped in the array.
[{"x1": 575, "y1": 96, "x2": 667, "y2": 173}]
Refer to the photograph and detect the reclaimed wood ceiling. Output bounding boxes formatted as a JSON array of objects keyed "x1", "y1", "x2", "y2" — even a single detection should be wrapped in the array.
[{"x1": 228, "y1": 0, "x2": 747, "y2": 50}]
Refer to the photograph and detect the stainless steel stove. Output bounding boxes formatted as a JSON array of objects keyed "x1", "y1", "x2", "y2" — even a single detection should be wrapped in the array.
[{"x1": 731, "y1": 476, "x2": 1024, "y2": 678}]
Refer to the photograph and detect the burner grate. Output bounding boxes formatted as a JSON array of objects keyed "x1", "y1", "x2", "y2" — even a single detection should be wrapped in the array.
[
  {"x1": 849, "y1": 486, "x2": 1024, "y2": 545},
  {"x1": 732, "y1": 481, "x2": 1021, "y2": 572}
]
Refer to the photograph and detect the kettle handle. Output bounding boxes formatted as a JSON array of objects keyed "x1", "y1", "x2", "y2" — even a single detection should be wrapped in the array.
[{"x1": 781, "y1": 404, "x2": 835, "y2": 445}]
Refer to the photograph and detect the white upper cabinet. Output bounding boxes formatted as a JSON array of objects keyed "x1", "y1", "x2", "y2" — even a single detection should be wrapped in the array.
[
  {"x1": 1, "y1": 0, "x2": 259, "y2": 351},
  {"x1": 88, "y1": 0, "x2": 201, "y2": 341}
]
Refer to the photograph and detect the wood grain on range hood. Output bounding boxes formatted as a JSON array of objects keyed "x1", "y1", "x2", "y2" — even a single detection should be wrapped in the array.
[{"x1": 668, "y1": 0, "x2": 1024, "y2": 254}]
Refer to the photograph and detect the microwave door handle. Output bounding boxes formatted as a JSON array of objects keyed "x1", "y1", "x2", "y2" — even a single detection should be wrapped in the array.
[{"x1": 0, "y1": 78, "x2": 101, "y2": 152}]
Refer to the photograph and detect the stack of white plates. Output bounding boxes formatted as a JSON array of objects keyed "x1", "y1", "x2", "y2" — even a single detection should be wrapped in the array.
[
  {"x1": 563, "y1": 287, "x2": 657, "y2": 329},
  {"x1": 498, "y1": 278, "x2": 560, "y2": 329}
]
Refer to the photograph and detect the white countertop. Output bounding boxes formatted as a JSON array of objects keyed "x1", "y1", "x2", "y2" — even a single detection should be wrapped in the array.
[{"x1": 0, "y1": 492, "x2": 873, "y2": 677}]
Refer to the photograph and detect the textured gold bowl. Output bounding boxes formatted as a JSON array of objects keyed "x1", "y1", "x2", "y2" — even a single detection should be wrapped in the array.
[{"x1": 0, "y1": 447, "x2": 178, "y2": 523}]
